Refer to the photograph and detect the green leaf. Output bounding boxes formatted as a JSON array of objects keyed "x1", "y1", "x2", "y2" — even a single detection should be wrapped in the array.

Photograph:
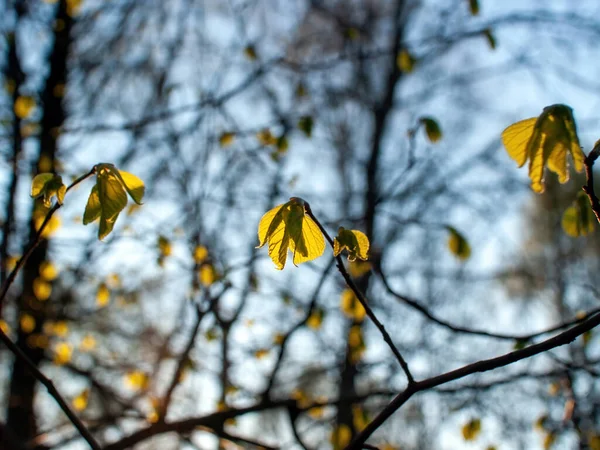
[
  {"x1": 420, "y1": 117, "x2": 443, "y2": 143},
  {"x1": 31, "y1": 173, "x2": 66, "y2": 207},
  {"x1": 483, "y1": 28, "x2": 496, "y2": 49},
  {"x1": 562, "y1": 191, "x2": 595, "y2": 237},
  {"x1": 468, "y1": 0, "x2": 479, "y2": 15},
  {"x1": 333, "y1": 227, "x2": 370, "y2": 261},
  {"x1": 501, "y1": 104, "x2": 584, "y2": 193},
  {"x1": 447, "y1": 226, "x2": 471, "y2": 260},
  {"x1": 298, "y1": 116, "x2": 314, "y2": 138}
]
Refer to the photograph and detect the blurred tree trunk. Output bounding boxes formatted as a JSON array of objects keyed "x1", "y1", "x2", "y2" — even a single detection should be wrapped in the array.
[{"x1": 4, "y1": 0, "x2": 72, "y2": 447}]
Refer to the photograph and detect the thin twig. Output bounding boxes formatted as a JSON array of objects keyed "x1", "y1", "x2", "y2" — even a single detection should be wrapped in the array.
[
  {"x1": 582, "y1": 141, "x2": 600, "y2": 223},
  {"x1": 304, "y1": 202, "x2": 415, "y2": 385}
]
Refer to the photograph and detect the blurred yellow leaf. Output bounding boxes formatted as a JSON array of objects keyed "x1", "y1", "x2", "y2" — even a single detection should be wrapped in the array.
[
  {"x1": 45, "y1": 320, "x2": 68, "y2": 337},
  {"x1": 461, "y1": 418, "x2": 481, "y2": 441},
  {"x1": 39, "y1": 261, "x2": 58, "y2": 281},
  {"x1": 330, "y1": 424, "x2": 352, "y2": 450},
  {"x1": 125, "y1": 371, "x2": 148, "y2": 390},
  {"x1": 198, "y1": 263, "x2": 218, "y2": 287},
  {"x1": 483, "y1": 28, "x2": 496, "y2": 49},
  {"x1": 14, "y1": 95, "x2": 35, "y2": 119},
  {"x1": 340, "y1": 289, "x2": 366, "y2": 322},
  {"x1": 396, "y1": 49, "x2": 415, "y2": 73},
  {"x1": 447, "y1": 226, "x2": 471, "y2": 261},
  {"x1": 306, "y1": 308, "x2": 324, "y2": 330},
  {"x1": 352, "y1": 405, "x2": 369, "y2": 432},
  {"x1": 273, "y1": 333, "x2": 285, "y2": 345},
  {"x1": 244, "y1": 45, "x2": 258, "y2": 60},
  {"x1": 33, "y1": 277, "x2": 52, "y2": 301},
  {"x1": 562, "y1": 191, "x2": 595, "y2": 237},
  {"x1": 468, "y1": 0, "x2": 479, "y2": 15},
  {"x1": 53, "y1": 342, "x2": 73, "y2": 365},
  {"x1": 158, "y1": 235, "x2": 172, "y2": 257},
  {"x1": 256, "y1": 197, "x2": 325, "y2": 270},
  {"x1": 348, "y1": 260, "x2": 371, "y2": 278},
  {"x1": 72, "y1": 389, "x2": 89, "y2": 411},
  {"x1": 589, "y1": 434, "x2": 600, "y2": 450},
  {"x1": 0, "y1": 319, "x2": 10, "y2": 335},
  {"x1": 97, "y1": 283, "x2": 110, "y2": 307},
  {"x1": 501, "y1": 104, "x2": 584, "y2": 193},
  {"x1": 194, "y1": 245, "x2": 209, "y2": 263},
  {"x1": 543, "y1": 432, "x2": 556, "y2": 450},
  {"x1": 219, "y1": 132, "x2": 236, "y2": 147},
  {"x1": 257, "y1": 128, "x2": 277, "y2": 146},
  {"x1": 20, "y1": 313, "x2": 36, "y2": 333},
  {"x1": 80, "y1": 334, "x2": 96, "y2": 352},
  {"x1": 254, "y1": 348, "x2": 269, "y2": 359}
]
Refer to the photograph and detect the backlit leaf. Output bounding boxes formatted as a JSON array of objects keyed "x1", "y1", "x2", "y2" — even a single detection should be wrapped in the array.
[
  {"x1": 501, "y1": 105, "x2": 584, "y2": 193},
  {"x1": 39, "y1": 261, "x2": 58, "y2": 281},
  {"x1": 194, "y1": 245, "x2": 209, "y2": 263},
  {"x1": 96, "y1": 283, "x2": 110, "y2": 307},
  {"x1": 340, "y1": 289, "x2": 366, "y2": 322},
  {"x1": 562, "y1": 191, "x2": 595, "y2": 237},
  {"x1": 53, "y1": 342, "x2": 72, "y2": 365},
  {"x1": 125, "y1": 371, "x2": 148, "y2": 390},
  {"x1": 257, "y1": 197, "x2": 325, "y2": 270},
  {"x1": 72, "y1": 389, "x2": 89, "y2": 411},
  {"x1": 33, "y1": 278, "x2": 52, "y2": 301},
  {"x1": 31, "y1": 173, "x2": 66, "y2": 206},
  {"x1": 447, "y1": 226, "x2": 471, "y2": 260},
  {"x1": 115, "y1": 170, "x2": 145, "y2": 205},
  {"x1": 333, "y1": 227, "x2": 369, "y2": 261}
]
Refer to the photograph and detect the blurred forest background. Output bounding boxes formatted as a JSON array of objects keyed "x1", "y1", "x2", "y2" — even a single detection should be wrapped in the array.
[{"x1": 2, "y1": 0, "x2": 600, "y2": 449}]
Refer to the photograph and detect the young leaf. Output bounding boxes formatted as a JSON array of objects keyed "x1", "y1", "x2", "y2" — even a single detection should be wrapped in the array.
[
  {"x1": 501, "y1": 104, "x2": 584, "y2": 193},
  {"x1": 31, "y1": 173, "x2": 66, "y2": 206},
  {"x1": 84, "y1": 164, "x2": 145, "y2": 240},
  {"x1": 333, "y1": 227, "x2": 369, "y2": 261},
  {"x1": 447, "y1": 226, "x2": 471, "y2": 260},
  {"x1": 420, "y1": 117, "x2": 443, "y2": 143},
  {"x1": 257, "y1": 197, "x2": 325, "y2": 270},
  {"x1": 562, "y1": 191, "x2": 595, "y2": 237},
  {"x1": 298, "y1": 115, "x2": 314, "y2": 138}
]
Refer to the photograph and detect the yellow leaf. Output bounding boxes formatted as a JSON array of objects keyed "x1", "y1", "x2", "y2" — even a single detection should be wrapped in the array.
[
  {"x1": 589, "y1": 434, "x2": 600, "y2": 450},
  {"x1": 14, "y1": 95, "x2": 35, "y2": 119},
  {"x1": 333, "y1": 227, "x2": 369, "y2": 261},
  {"x1": 330, "y1": 424, "x2": 352, "y2": 450},
  {"x1": 340, "y1": 289, "x2": 366, "y2": 322},
  {"x1": 257, "y1": 128, "x2": 277, "y2": 146},
  {"x1": 80, "y1": 334, "x2": 96, "y2": 352},
  {"x1": 53, "y1": 342, "x2": 73, "y2": 365},
  {"x1": 352, "y1": 405, "x2": 369, "y2": 432},
  {"x1": 348, "y1": 260, "x2": 371, "y2": 278},
  {"x1": 96, "y1": 283, "x2": 110, "y2": 307},
  {"x1": 72, "y1": 389, "x2": 89, "y2": 411},
  {"x1": 461, "y1": 418, "x2": 481, "y2": 441},
  {"x1": 158, "y1": 235, "x2": 172, "y2": 257},
  {"x1": 219, "y1": 132, "x2": 236, "y2": 147},
  {"x1": 306, "y1": 308, "x2": 324, "y2": 329},
  {"x1": 39, "y1": 261, "x2": 58, "y2": 281},
  {"x1": 116, "y1": 170, "x2": 145, "y2": 205},
  {"x1": 193, "y1": 245, "x2": 209, "y2": 263},
  {"x1": 33, "y1": 277, "x2": 52, "y2": 301},
  {"x1": 20, "y1": 313, "x2": 36, "y2": 333},
  {"x1": 66, "y1": 0, "x2": 82, "y2": 16},
  {"x1": 45, "y1": 320, "x2": 68, "y2": 337},
  {"x1": 273, "y1": 333, "x2": 285, "y2": 345},
  {"x1": 125, "y1": 371, "x2": 148, "y2": 390},
  {"x1": 543, "y1": 432, "x2": 556, "y2": 450},
  {"x1": 447, "y1": 226, "x2": 471, "y2": 260},
  {"x1": 198, "y1": 263, "x2": 218, "y2": 286},
  {"x1": 0, "y1": 319, "x2": 10, "y2": 335},
  {"x1": 348, "y1": 325, "x2": 365, "y2": 362},
  {"x1": 396, "y1": 49, "x2": 415, "y2": 73},
  {"x1": 501, "y1": 105, "x2": 584, "y2": 193},
  {"x1": 244, "y1": 45, "x2": 258, "y2": 60},
  {"x1": 257, "y1": 197, "x2": 325, "y2": 270},
  {"x1": 254, "y1": 348, "x2": 269, "y2": 359},
  {"x1": 562, "y1": 191, "x2": 595, "y2": 237}
]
